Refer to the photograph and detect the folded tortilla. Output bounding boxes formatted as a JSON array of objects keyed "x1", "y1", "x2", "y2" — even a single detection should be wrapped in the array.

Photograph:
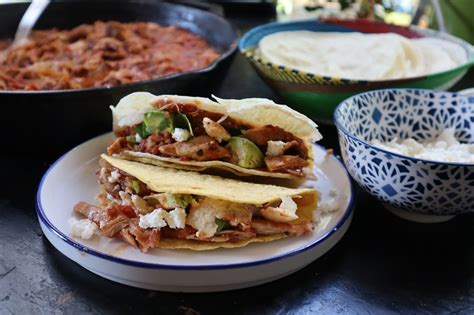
[
  {"x1": 109, "y1": 92, "x2": 322, "y2": 179},
  {"x1": 73, "y1": 154, "x2": 319, "y2": 252}
]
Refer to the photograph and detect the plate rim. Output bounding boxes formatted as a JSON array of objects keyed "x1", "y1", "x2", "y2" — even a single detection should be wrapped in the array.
[{"x1": 36, "y1": 133, "x2": 355, "y2": 270}]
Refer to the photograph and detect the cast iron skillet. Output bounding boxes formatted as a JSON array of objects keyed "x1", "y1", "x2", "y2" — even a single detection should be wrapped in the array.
[{"x1": 0, "y1": 0, "x2": 237, "y2": 155}]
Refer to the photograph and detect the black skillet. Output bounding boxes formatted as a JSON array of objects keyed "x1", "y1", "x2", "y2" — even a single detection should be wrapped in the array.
[{"x1": 0, "y1": 0, "x2": 238, "y2": 155}]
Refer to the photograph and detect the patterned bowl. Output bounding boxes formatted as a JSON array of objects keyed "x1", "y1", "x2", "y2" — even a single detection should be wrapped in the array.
[
  {"x1": 239, "y1": 19, "x2": 474, "y2": 124},
  {"x1": 334, "y1": 89, "x2": 474, "y2": 223}
]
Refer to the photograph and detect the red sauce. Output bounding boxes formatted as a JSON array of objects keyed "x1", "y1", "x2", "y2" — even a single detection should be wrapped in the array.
[{"x1": 0, "y1": 21, "x2": 220, "y2": 91}]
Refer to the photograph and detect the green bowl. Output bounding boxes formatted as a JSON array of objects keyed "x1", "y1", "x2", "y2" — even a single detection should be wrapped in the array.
[{"x1": 239, "y1": 19, "x2": 474, "y2": 124}]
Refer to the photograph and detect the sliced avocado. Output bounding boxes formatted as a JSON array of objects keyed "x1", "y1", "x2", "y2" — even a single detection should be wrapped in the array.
[
  {"x1": 154, "y1": 193, "x2": 193, "y2": 209},
  {"x1": 130, "y1": 180, "x2": 140, "y2": 194},
  {"x1": 126, "y1": 135, "x2": 136, "y2": 144},
  {"x1": 143, "y1": 109, "x2": 173, "y2": 134},
  {"x1": 173, "y1": 113, "x2": 194, "y2": 136},
  {"x1": 227, "y1": 137, "x2": 264, "y2": 169}
]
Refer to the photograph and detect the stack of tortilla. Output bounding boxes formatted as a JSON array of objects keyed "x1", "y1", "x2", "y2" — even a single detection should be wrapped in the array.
[{"x1": 256, "y1": 31, "x2": 467, "y2": 80}]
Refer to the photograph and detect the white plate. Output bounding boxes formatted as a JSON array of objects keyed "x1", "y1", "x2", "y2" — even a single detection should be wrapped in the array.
[{"x1": 36, "y1": 133, "x2": 354, "y2": 292}]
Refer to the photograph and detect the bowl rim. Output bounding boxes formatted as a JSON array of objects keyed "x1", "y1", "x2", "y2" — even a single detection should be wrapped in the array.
[
  {"x1": 239, "y1": 19, "x2": 474, "y2": 84},
  {"x1": 333, "y1": 88, "x2": 474, "y2": 167},
  {"x1": 0, "y1": 0, "x2": 239, "y2": 95}
]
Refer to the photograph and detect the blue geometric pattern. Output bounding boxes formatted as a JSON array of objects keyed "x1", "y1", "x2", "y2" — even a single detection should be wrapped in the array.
[{"x1": 334, "y1": 89, "x2": 474, "y2": 215}]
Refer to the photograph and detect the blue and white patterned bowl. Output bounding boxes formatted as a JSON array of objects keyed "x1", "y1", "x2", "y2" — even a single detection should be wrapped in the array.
[{"x1": 334, "y1": 89, "x2": 474, "y2": 223}]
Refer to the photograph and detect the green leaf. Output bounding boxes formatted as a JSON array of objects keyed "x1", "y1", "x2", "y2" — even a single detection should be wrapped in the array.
[
  {"x1": 173, "y1": 113, "x2": 194, "y2": 136},
  {"x1": 135, "y1": 123, "x2": 150, "y2": 139},
  {"x1": 215, "y1": 218, "x2": 230, "y2": 233}
]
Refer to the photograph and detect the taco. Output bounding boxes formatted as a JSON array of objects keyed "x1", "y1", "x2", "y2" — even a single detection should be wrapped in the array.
[
  {"x1": 72, "y1": 154, "x2": 319, "y2": 252},
  {"x1": 107, "y1": 92, "x2": 322, "y2": 178}
]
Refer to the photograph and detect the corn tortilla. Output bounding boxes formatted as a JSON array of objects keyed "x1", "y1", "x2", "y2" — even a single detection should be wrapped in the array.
[
  {"x1": 110, "y1": 93, "x2": 320, "y2": 179},
  {"x1": 158, "y1": 234, "x2": 287, "y2": 251},
  {"x1": 102, "y1": 154, "x2": 318, "y2": 206}
]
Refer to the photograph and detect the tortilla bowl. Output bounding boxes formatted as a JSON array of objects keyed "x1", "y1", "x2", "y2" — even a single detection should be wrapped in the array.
[{"x1": 239, "y1": 18, "x2": 474, "y2": 124}]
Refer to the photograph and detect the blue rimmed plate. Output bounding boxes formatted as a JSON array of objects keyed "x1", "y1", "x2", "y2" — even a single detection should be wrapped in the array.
[{"x1": 36, "y1": 133, "x2": 354, "y2": 292}]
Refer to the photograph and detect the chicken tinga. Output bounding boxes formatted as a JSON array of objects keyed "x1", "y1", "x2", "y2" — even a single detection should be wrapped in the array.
[
  {"x1": 71, "y1": 154, "x2": 319, "y2": 252},
  {"x1": 108, "y1": 93, "x2": 322, "y2": 178}
]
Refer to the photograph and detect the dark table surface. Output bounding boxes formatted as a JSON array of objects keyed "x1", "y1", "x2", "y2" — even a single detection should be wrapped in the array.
[{"x1": 1, "y1": 8, "x2": 474, "y2": 315}]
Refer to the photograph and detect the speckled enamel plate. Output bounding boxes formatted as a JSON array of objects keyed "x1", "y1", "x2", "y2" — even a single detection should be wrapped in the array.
[{"x1": 36, "y1": 133, "x2": 354, "y2": 292}]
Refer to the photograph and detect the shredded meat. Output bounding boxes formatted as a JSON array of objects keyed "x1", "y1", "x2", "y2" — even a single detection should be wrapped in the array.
[
  {"x1": 264, "y1": 155, "x2": 309, "y2": 172},
  {"x1": 138, "y1": 132, "x2": 173, "y2": 154},
  {"x1": 98, "y1": 159, "x2": 151, "y2": 197},
  {"x1": 73, "y1": 202, "x2": 160, "y2": 252},
  {"x1": 153, "y1": 101, "x2": 246, "y2": 135},
  {"x1": 282, "y1": 140, "x2": 300, "y2": 153},
  {"x1": 101, "y1": 214, "x2": 130, "y2": 237},
  {"x1": 161, "y1": 225, "x2": 198, "y2": 239},
  {"x1": 128, "y1": 222, "x2": 161, "y2": 252},
  {"x1": 159, "y1": 135, "x2": 231, "y2": 161},
  {"x1": 0, "y1": 21, "x2": 220, "y2": 91},
  {"x1": 107, "y1": 204, "x2": 137, "y2": 219},
  {"x1": 244, "y1": 126, "x2": 308, "y2": 158},
  {"x1": 74, "y1": 201, "x2": 107, "y2": 227},
  {"x1": 251, "y1": 219, "x2": 312, "y2": 236},
  {"x1": 107, "y1": 137, "x2": 127, "y2": 155},
  {"x1": 117, "y1": 228, "x2": 138, "y2": 249},
  {"x1": 244, "y1": 126, "x2": 294, "y2": 145}
]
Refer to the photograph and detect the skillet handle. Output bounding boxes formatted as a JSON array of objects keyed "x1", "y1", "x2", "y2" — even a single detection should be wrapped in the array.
[{"x1": 167, "y1": 0, "x2": 224, "y2": 17}]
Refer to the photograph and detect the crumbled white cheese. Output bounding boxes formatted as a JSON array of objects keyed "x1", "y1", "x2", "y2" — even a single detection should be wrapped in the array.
[
  {"x1": 135, "y1": 133, "x2": 143, "y2": 143},
  {"x1": 280, "y1": 196, "x2": 298, "y2": 213},
  {"x1": 165, "y1": 208, "x2": 186, "y2": 229},
  {"x1": 172, "y1": 128, "x2": 191, "y2": 142},
  {"x1": 69, "y1": 218, "x2": 98, "y2": 240},
  {"x1": 138, "y1": 208, "x2": 187, "y2": 229},
  {"x1": 313, "y1": 190, "x2": 342, "y2": 226},
  {"x1": 318, "y1": 195, "x2": 341, "y2": 213},
  {"x1": 260, "y1": 196, "x2": 298, "y2": 222},
  {"x1": 371, "y1": 128, "x2": 474, "y2": 163},
  {"x1": 139, "y1": 208, "x2": 168, "y2": 229},
  {"x1": 107, "y1": 170, "x2": 121, "y2": 183},
  {"x1": 266, "y1": 140, "x2": 287, "y2": 156}
]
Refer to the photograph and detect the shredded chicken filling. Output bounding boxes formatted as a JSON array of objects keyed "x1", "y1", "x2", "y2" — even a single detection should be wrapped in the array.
[
  {"x1": 109, "y1": 101, "x2": 309, "y2": 176},
  {"x1": 73, "y1": 160, "x2": 313, "y2": 252}
]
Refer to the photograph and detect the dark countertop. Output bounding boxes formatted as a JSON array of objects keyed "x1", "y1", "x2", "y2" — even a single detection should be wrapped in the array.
[{"x1": 1, "y1": 10, "x2": 473, "y2": 315}]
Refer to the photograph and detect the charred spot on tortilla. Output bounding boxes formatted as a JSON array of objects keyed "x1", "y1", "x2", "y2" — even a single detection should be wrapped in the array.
[
  {"x1": 109, "y1": 93, "x2": 322, "y2": 178},
  {"x1": 72, "y1": 155, "x2": 319, "y2": 252}
]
